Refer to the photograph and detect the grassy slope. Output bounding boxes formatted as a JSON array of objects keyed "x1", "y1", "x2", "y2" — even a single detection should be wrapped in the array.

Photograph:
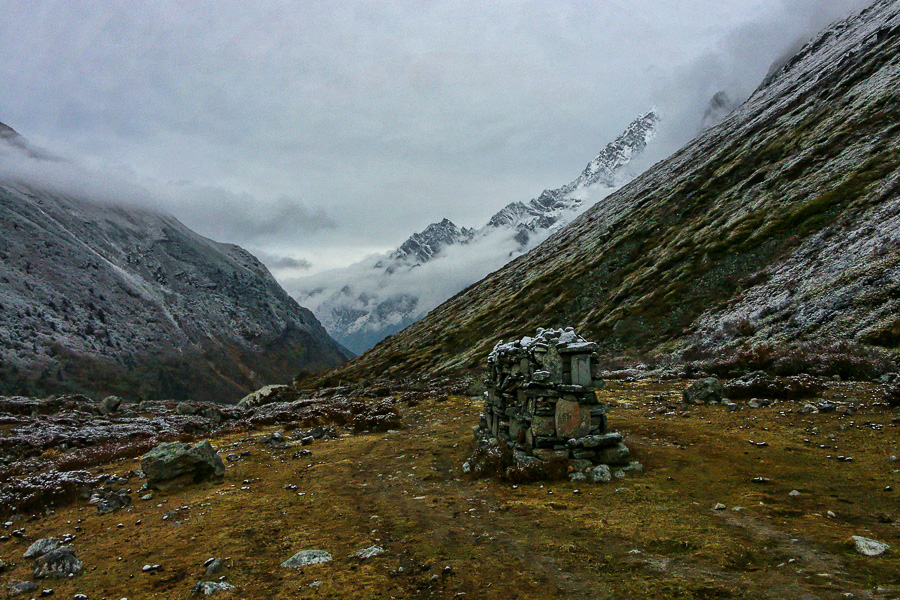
[
  {"x1": 1, "y1": 382, "x2": 897, "y2": 599},
  {"x1": 319, "y1": 2, "x2": 900, "y2": 384}
]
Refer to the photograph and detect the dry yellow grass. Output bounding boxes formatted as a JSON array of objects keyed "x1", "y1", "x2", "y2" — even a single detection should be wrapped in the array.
[{"x1": 1, "y1": 380, "x2": 898, "y2": 599}]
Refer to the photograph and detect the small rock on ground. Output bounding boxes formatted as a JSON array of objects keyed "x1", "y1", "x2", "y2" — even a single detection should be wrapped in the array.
[
  {"x1": 205, "y1": 558, "x2": 225, "y2": 575},
  {"x1": 851, "y1": 536, "x2": 890, "y2": 557},
  {"x1": 351, "y1": 545, "x2": 385, "y2": 559},
  {"x1": 6, "y1": 580, "x2": 38, "y2": 597},
  {"x1": 192, "y1": 581, "x2": 236, "y2": 595},
  {"x1": 281, "y1": 549, "x2": 332, "y2": 568}
]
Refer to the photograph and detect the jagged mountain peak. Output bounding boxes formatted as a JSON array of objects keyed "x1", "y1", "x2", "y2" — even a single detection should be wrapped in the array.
[
  {"x1": 293, "y1": 108, "x2": 660, "y2": 354},
  {"x1": 390, "y1": 218, "x2": 475, "y2": 264},
  {"x1": 570, "y1": 108, "x2": 660, "y2": 190}
]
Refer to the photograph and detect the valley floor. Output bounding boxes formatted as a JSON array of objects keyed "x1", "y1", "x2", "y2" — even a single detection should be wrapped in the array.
[{"x1": 2, "y1": 380, "x2": 899, "y2": 599}]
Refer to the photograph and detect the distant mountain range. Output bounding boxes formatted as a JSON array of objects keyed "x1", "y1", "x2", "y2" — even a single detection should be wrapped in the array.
[
  {"x1": 321, "y1": 0, "x2": 900, "y2": 383},
  {"x1": 0, "y1": 125, "x2": 351, "y2": 401},
  {"x1": 291, "y1": 109, "x2": 660, "y2": 354}
]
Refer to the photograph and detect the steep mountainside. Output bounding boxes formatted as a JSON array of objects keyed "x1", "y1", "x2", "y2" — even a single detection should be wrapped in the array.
[
  {"x1": 0, "y1": 138, "x2": 351, "y2": 400},
  {"x1": 323, "y1": 0, "x2": 900, "y2": 382},
  {"x1": 293, "y1": 110, "x2": 659, "y2": 354}
]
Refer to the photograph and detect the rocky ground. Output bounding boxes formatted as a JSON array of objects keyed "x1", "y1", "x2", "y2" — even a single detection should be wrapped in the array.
[{"x1": 0, "y1": 376, "x2": 898, "y2": 599}]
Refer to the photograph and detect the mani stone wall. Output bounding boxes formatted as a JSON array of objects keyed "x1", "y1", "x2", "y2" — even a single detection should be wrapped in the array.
[{"x1": 478, "y1": 328, "x2": 630, "y2": 468}]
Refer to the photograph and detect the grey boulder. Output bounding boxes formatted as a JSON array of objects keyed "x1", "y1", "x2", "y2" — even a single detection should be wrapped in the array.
[
  {"x1": 141, "y1": 440, "x2": 225, "y2": 490},
  {"x1": 97, "y1": 395, "x2": 122, "y2": 415},
  {"x1": 683, "y1": 377, "x2": 726, "y2": 405},
  {"x1": 851, "y1": 536, "x2": 890, "y2": 557},
  {"x1": 281, "y1": 549, "x2": 332, "y2": 568},
  {"x1": 23, "y1": 537, "x2": 62, "y2": 559},
  {"x1": 237, "y1": 384, "x2": 297, "y2": 410},
  {"x1": 33, "y1": 545, "x2": 83, "y2": 578},
  {"x1": 192, "y1": 581, "x2": 236, "y2": 595}
]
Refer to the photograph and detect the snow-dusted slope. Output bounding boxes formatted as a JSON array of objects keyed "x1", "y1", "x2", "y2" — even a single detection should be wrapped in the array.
[
  {"x1": 291, "y1": 110, "x2": 659, "y2": 354},
  {"x1": 321, "y1": 0, "x2": 900, "y2": 382},
  {"x1": 0, "y1": 125, "x2": 351, "y2": 401}
]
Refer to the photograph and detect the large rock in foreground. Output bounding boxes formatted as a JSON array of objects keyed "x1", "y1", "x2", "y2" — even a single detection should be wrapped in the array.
[{"x1": 141, "y1": 441, "x2": 225, "y2": 490}]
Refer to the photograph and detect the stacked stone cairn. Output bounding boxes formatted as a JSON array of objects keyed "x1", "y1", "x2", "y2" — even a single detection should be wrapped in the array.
[{"x1": 471, "y1": 327, "x2": 634, "y2": 481}]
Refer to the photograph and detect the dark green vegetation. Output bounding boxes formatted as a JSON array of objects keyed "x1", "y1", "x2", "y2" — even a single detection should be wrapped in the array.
[{"x1": 321, "y1": 1, "x2": 900, "y2": 384}]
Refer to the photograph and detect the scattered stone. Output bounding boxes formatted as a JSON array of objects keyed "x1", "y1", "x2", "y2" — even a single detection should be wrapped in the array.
[
  {"x1": 569, "y1": 472, "x2": 587, "y2": 483},
  {"x1": 24, "y1": 537, "x2": 63, "y2": 559},
  {"x1": 6, "y1": 580, "x2": 38, "y2": 597},
  {"x1": 33, "y1": 546, "x2": 83, "y2": 578},
  {"x1": 97, "y1": 395, "x2": 122, "y2": 416},
  {"x1": 850, "y1": 536, "x2": 890, "y2": 557},
  {"x1": 798, "y1": 403, "x2": 818, "y2": 415},
  {"x1": 587, "y1": 464, "x2": 612, "y2": 484},
  {"x1": 97, "y1": 489, "x2": 131, "y2": 514},
  {"x1": 281, "y1": 550, "x2": 332, "y2": 568},
  {"x1": 351, "y1": 545, "x2": 385, "y2": 559},
  {"x1": 191, "y1": 581, "x2": 236, "y2": 595},
  {"x1": 259, "y1": 431, "x2": 287, "y2": 448},
  {"x1": 789, "y1": 490, "x2": 801, "y2": 497},
  {"x1": 594, "y1": 443, "x2": 630, "y2": 465},
  {"x1": 752, "y1": 477, "x2": 771, "y2": 484},
  {"x1": 74, "y1": 594, "x2": 88, "y2": 600},
  {"x1": 237, "y1": 384, "x2": 297, "y2": 410},
  {"x1": 141, "y1": 441, "x2": 225, "y2": 490},
  {"x1": 683, "y1": 377, "x2": 725, "y2": 405},
  {"x1": 205, "y1": 558, "x2": 225, "y2": 575}
]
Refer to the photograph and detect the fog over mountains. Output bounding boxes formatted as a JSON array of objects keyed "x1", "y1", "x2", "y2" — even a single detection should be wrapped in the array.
[
  {"x1": 290, "y1": 110, "x2": 660, "y2": 353},
  {"x1": 0, "y1": 125, "x2": 351, "y2": 401}
]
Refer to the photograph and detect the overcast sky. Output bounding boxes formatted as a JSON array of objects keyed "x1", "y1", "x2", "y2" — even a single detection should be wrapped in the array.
[{"x1": 0, "y1": 0, "x2": 869, "y2": 275}]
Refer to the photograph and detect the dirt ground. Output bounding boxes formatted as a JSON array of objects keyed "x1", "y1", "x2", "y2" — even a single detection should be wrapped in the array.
[{"x1": 1, "y1": 379, "x2": 899, "y2": 599}]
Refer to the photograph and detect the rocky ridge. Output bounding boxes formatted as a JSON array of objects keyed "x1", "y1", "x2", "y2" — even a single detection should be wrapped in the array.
[{"x1": 319, "y1": 0, "x2": 900, "y2": 383}]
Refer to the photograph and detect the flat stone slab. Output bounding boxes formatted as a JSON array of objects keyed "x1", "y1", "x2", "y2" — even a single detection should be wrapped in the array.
[
  {"x1": 555, "y1": 399, "x2": 591, "y2": 439},
  {"x1": 192, "y1": 581, "x2": 236, "y2": 595},
  {"x1": 567, "y1": 432, "x2": 623, "y2": 449},
  {"x1": 281, "y1": 550, "x2": 332, "y2": 568},
  {"x1": 351, "y1": 545, "x2": 385, "y2": 559},
  {"x1": 23, "y1": 537, "x2": 62, "y2": 559},
  {"x1": 851, "y1": 536, "x2": 890, "y2": 557}
]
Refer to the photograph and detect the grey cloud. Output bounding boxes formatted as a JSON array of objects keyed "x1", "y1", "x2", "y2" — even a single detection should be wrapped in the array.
[
  {"x1": 0, "y1": 0, "x2": 873, "y2": 274},
  {"x1": 251, "y1": 251, "x2": 313, "y2": 271}
]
